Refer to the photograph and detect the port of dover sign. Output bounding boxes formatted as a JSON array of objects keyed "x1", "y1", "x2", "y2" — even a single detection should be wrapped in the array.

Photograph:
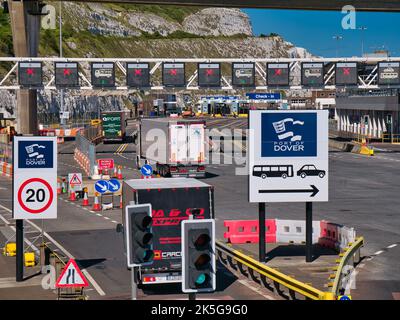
[
  {"x1": 248, "y1": 110, "x2": 328, "y2": 203},
  {"x1": 13, "y1": 136, "x2": 57, "y2": 219}
]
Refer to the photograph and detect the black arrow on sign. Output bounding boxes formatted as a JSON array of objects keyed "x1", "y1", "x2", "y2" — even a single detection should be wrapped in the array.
[{"x1": 259, "y1": 185, "x2": 319, "y2": 197}]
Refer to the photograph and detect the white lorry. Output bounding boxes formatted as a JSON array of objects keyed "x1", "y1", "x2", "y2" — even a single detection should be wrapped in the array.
[{"x1": 136, "y1": 118, "x2": 207, "y2": 178}]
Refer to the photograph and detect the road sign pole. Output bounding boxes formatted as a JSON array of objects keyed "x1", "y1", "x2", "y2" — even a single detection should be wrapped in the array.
[
  {"x1": 16, "y1": 219, "x2": 24, "y2": 282},
  {"x1": 258, "y1": 202, "x2": 266, "y2": 263},
  {"x1": 306, "y1": 202, "x2": 313, "y2": 263}
]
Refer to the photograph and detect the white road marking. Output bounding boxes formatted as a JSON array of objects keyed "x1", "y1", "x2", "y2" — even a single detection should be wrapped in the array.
[
  {"x1": 111, "y1": 220, "x2": 118, "y2": 224},
  {"x1": 96, "y1": 213, "x2": 102, "y2": 217},
  {"x1": 237, "y1": 279, "x2": 275, "y2": 300},
  {"x1": 0, "y1": 203, "x2": 106, "y2": 296},
  {"x1": 374, "y1": 250, "x2": 384, "y2": 255},
  {"x1": 387, "y1": 244, "x2": 398, "y2": 249},
  {"x1": 104, "y1": 217, "x2": 110, "y2": 220}
]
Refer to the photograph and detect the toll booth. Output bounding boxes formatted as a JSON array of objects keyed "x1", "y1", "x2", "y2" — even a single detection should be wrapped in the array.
[{"x1": 197, "y1": 96, "x2": 249, "y2": 116}]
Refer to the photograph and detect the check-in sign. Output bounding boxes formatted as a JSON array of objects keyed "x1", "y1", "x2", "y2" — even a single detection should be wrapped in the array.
[
  {"x1": 248, "y1": 110, "x2": 328, "y2": 203},
  {"x1": 13, "y1": 136, "x2": 57, "y2": 219}
]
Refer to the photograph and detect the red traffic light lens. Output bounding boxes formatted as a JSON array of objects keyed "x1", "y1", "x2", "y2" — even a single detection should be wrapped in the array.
[{"x1": 194, "y1": 233, "x2": 210, "y2": 248}]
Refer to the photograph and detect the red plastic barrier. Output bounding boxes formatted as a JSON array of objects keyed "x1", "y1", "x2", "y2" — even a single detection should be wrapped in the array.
[
  {"x1": 223, "y1": 219, "x2": 276, "y2": 244},
  {"x1": 319, "y1": 220, "x2": 341, "y2": 249}
]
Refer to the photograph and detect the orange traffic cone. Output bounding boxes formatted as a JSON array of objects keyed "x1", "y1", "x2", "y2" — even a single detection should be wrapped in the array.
[
  {"x1": 117, "y1": 166, "x2": 123, "y2": 179},
  {"x1": 104, "y1": 168, "x2": 108, "y2": 176},
  {"x1": 69, "y1": 190, "x2": 76, "y2": 201},
  {"x1": 57, "y1": 181, "x2": 61, "y2": 195},
  {"x1": 119, "y1": 195, "x2": 123, "y2": 209},
  {"x1": 113, "y1": 167, "x2": 118, "y2": 178},
  {"x1": 92, "y1": 193, "x2": 101, "y2": 211},
  {"x1": 82, "y1": 190, "x2": 89, "y2": 206}
]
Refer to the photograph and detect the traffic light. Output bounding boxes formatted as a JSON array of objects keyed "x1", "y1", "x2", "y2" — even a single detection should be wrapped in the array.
[
  {"x1": 125, "y1": 204, "x2": 154, "y2": 267},
  {"x1": 181, "y1": 219, "x2": 216, "y2": 293}
]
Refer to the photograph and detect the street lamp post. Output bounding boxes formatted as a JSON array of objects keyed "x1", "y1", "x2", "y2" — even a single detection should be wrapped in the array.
[
  {"x1": 332, "y1": 35, "x2": 343, "y2": 58},
  {"x1": 358, "y1": 26, "x2": 367, "y2": 56}
]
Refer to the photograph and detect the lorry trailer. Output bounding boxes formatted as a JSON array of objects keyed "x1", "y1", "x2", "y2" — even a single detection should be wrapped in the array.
[{"x1": 136, "y1": 117, "x2": 206, "y2": 178}]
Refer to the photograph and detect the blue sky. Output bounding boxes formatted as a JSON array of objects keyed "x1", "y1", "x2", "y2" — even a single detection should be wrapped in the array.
[{"x1": 243, "y1": 9, "x2": 400, "y2": 58}]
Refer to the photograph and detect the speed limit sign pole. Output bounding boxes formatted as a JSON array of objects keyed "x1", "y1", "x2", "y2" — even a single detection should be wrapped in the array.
[{"x1": 13, "y1": 136, "x2": 58, "y2": 282}]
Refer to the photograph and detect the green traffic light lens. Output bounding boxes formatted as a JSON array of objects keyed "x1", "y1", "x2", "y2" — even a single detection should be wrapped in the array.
[
  {"x1": 195, "y1": 274, "x2": 207, "y2": 286},
  {"x1": 143, "y1": 250, "x2": 154, "y2": 262}
]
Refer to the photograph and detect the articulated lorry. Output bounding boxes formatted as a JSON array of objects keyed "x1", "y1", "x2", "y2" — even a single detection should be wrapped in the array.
[
  {"x1": 136, "y1": 118, "x2": 206, "y2": 178},
  {"x1": 122, "y1": 178, "x2": 214, "y2": 285},
  {"x1": 101, "y1": 111, "x2": 126, "y2": 143}
]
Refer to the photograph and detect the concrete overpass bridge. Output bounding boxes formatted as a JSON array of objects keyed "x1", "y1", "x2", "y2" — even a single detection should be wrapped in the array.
[{"x1": 4, "y1": 0, "x2": 400, "y2": 134}]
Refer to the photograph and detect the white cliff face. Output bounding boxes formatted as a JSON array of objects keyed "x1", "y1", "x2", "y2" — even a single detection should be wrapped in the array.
[
  {"x1": 127, "y1": 13, "x2": 180, "y2": 36},
  {"x1": 182, "y1": 8, "x2": 253, "y2": 37},
  {"x1": 63, "y1": 3, "x2": 252, "y2": 37}
]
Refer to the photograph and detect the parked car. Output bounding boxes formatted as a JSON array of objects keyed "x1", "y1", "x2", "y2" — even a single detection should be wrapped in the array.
[{"x1": 297, "y1": 165, "x2": 326, "y2": 178}]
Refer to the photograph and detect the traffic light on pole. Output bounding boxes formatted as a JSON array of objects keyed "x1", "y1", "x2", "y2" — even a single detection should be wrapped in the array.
[
  {"x1": 125, "y1": 204, "x2": 154, "y2": 267},
  {"x1": 181, "y1": 219, "x2": 216, "y2": 293}
]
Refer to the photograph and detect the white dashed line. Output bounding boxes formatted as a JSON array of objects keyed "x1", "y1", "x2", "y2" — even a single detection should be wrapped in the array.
[
  {"x1": 96, "y1": 213, "x2": 102, "y2": 217},
  {"x1": 387, "y1": 244, "x2": 398, "y2": 249},
  {"x1": 111, "y1": 220, "x2": 118, "y2": 224},
  {"x1": 104, "y1": 217, "x2": 110, "y2": 220},
  {"x1": 374, "y1": 250, "x2": 384, "y2": 255}
]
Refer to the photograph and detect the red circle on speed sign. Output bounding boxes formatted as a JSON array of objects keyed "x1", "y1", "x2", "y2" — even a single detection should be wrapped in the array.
[{"x1": 17, "y1": 178, "x2": 54, "y2": 214}]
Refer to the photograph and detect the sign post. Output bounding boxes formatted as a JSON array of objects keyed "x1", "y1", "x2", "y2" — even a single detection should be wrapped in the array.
[
  {"x1": 258, "y1": 203, "x2": 266, "y2": 262},
  {"x1": 13, "y1": 136, "x2": 57, "y2": 281},
  {"x1": 249, "y1": 110, "x2": 328, "y2": 263}
]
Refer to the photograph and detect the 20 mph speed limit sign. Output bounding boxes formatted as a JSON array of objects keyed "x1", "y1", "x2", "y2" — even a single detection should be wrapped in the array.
[{"x1": 13, "y1": 137, "x2": 57, "y2": 219}]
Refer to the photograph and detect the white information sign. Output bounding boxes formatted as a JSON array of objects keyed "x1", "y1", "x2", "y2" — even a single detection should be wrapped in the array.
[
  {"x1": 249, "y1": 110, "x2": 328, "y2": 203},
  {"x1": 13, "y1": 136, "x2": 57, "y2": 219}
]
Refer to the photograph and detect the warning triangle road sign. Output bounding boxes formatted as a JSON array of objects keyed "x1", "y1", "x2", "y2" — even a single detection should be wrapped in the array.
[
  {"x1": 69, "y1": 173, "x2": 82, "y2": 185},
  {"x1": 55, "y1": 259, "x2": 89, "y2": 288}
]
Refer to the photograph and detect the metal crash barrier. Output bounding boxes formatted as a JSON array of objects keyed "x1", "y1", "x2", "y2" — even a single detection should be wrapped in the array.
[
  {"x1": 215, "y1": 240, "x2": 335, "y2": 300},
  {"x1": 330, "y1": 236, "x2": 364, "y2": 297}
]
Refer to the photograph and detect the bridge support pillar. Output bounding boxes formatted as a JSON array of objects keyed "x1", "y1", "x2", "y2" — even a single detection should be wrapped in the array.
[{"x1": 9, "y1": 0, "x2": 41, "y2": 135}]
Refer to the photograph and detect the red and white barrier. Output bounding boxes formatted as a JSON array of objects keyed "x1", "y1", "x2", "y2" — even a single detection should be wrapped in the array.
[
  {"x1": 224, "y1": 218, "x2": 355, "y2": 252},
  {"x1": 0, "y1": 161, "x2": 12, "y2": 177},
  {"x1": 223, "y1": 220, "x2": 276, "y2": 244},
  {"x1": 275, "y1": 219, "x2": 320, "y2": 244},
  {"x1": 74, "y1": 148, "x2": 91, "y2": 176}
]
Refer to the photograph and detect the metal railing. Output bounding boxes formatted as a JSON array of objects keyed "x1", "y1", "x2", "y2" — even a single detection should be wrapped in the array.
[
  {"x1": 331, "y1": 237, "x2": 364, "y2": 297},
  {"x1": 215, "y1": 240, "x2": 335, "y2": 300},
  {"x1": 381, "y1": 133, "x2": 400, "y2": 143}
]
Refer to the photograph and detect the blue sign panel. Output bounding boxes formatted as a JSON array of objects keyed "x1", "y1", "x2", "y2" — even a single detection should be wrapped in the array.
[
  {"x1": 261, "y1": 112, "x2": 317, "y2": 157},
  {"x1": 95, "y1": 180, "x2": 109, "y2": 194},
  {"x1": 18, "y1": 140, "x2": 54, "y2": 169},
  {"x1": 246, "y1": 93, "x2": 281, "y2": 100},
  {"x1": 140, "y1": 164, "x2": 153, "y2": 177},
  {"x1": 107, "y1": 179, "x2": 121, "y2": 192}
]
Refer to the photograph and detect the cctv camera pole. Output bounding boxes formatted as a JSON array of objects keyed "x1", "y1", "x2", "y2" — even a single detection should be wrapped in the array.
[
  {"x1": 305, "y1": 202, "x2": 313, "y2": 263},
  {"x1": 258, "y1": 203, "x2": 266, "y2": 262}
]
